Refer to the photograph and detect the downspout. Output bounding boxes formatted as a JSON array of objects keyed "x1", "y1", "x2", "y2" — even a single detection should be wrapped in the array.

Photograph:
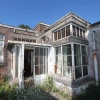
[{"x1": 92, "y1": 31, "x2": 98, "y2": 83}]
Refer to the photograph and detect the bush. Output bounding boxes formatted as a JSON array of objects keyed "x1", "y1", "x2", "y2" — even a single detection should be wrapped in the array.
[
  {"x1": 0, "y1": 81, "x2": 46, "y2": 100},
  {"x1": 76, "y1": 83, "x2": 100, "y2": 100},
  {"x1": 41, "y1": 75, "x2": 54, "y2": 91}
]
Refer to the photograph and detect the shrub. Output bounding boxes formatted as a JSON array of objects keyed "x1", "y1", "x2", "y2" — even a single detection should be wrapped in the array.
[
  {"x1": 76, "y1": 83, "x2": 100, "y2": 100},
  {"x1": 41, "y1": 75, "x2": 54, "y2": 91}
]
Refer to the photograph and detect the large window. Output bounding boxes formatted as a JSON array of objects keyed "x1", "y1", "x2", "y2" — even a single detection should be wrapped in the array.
[
  {"x1": 74, "y1": 44, "x2": 88, "y2": 79},
  {"x1": 55, "y1": 43, "x2": 88, "y2": 80},
  {"x1": 0, "y1": 34, "x2": 5, "y2": 66},
  {"x1": 35, "y1": 47, "x2": 48, "y2": 75},
  {"x1": 63, "y1": 44, "x2": 72, "y2": 77}
]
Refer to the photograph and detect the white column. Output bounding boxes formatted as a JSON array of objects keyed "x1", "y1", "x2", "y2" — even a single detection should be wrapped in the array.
[
  {"x1": 70, "y1": 23, "x2": 73, "y2": 36},
  {"x1": 19, "y1": 43, "x2": 24, "y2": 88}
]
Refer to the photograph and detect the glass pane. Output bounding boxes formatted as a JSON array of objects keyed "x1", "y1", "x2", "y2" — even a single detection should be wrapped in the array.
[
  {"x1": 63, "y1": 55, "x2": 67, "y2": 62},
  {"x1": 75, "y1": 67, "x2": 82, "y2": 79},
  {"x1": 0, "y1": 34, "x2": 5, "y2": 40},
  {"x1": 55, "y1": 56, "x2": 58, "y2": 65},
  {"x1": 76, "y1": 26, "x2": 79, "y2": 37},
  {"x1": 62, "y1": 28, "x2": 65, "y2": 38},
  {"x1": 81, "y1": 46, "x2": 86, "y2": 55},
  {"x1": 58, "y1": 30, "x2": 61, "y2": 39},
  {"x1": 58, "y1": 55, "x2": 62, "y2": 61},
  {"x1": 83, "y1": 30, "x2": 85, "y2": 38},
  {"x1": 40, "y1": 48, "x2": 43, "y2": 56},
  {"x1": 57, "y1": 62, "x2": 62, "y2": 75},
  {"x1": 35, "y1": 66, "x2": 39, "y2": 75},
  {"x1": 54, "y1": 32, "x2": 57, "y2": 41},
  {"x1": 44, "y1": 65, "x2": 46, "y2": 73},
  {"x1": 80, "y1": 29, "x2": 82, "y2": 38},
  {"x1": 66, "y1": 25, "x2": 70, "y2": 36},
  {"x1": 35, "y1": 47, "x2": 39, "y2": 56},
  {"x1": 63, "y1": 45, "x2": 67, "y2": 55},
  {"x1": 56, "y1": 47, "x2": 61, "y2": 55},
  {"x1": 67, "y1": 44, "x2": 71, "y2": 55},
  {"x1": 63, "y1": 61, "x2": 67, "y2": 76},
  {"x1": 44, "y1": 48, "x2": 48, "y2": 66},
  {"x1": 0, "y1": 48, "x2": 3, "y2": 63},
  {"x1": 63, "y1": 65, "x2": 71, "y2": 77},
  {"x1": 35, "y1": 57, "x2": 39, "y2": 65},
  {"x1": 67, "y1": 56, "x2": 72, "y2": 66},
  {"x1": 40, "y1": 56, "x2": 43, "y2": 65},
  {"x1": 83, "y1": 66, "x2": 88, "y2": 76},
  {"x1": 73, "y1": 25, "x2": 76, "y2": 36},
  {"x1": 40, "y1": 66, "x2": 43, "y2": 74},
  {"x1": 0, "y1": 41, "x2": 3, "y2": 46},
  {"x1": 82, "y1": 56, "x2": 87, "y2": 65},
  {"x1": 74, "y1": 56, "x2": 81, "y2": 66},
  {"x1": 74, "y1": 44, "x2": 80, "y2": 55}
]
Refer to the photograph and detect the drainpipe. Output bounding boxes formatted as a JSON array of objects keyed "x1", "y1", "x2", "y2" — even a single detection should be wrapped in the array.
[{"x1": 92, "y1": 31, "x2": 98, "y2": 83}]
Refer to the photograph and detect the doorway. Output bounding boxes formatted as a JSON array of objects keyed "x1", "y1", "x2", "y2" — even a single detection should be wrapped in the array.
[{"x1": 24, "y1": 49, "x2": 34, "y2": 78}]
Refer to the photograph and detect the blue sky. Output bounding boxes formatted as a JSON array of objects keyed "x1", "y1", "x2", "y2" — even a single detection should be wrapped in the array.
[{"x1": 0, "y1": 0, "x2": 100, "y2": 28}]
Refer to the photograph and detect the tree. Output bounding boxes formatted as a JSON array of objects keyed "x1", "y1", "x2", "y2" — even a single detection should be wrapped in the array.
[{"x1": 18, "y1": 24, "x2": 31, "y2": 30}]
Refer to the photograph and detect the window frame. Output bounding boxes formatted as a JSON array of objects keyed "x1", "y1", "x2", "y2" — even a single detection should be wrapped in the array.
[
  {"x1": 73, "y1": 43, "x2": 88, "y2": 80},
  {"x1": 34, "y1": 47, "x2": 48, "y2": 75},
  {"x1": 53, "y1": 24, "x2": 71, "y2": 42},
  {"x1": 54, "y1": 43, "x2": 88, "y2": 80}
]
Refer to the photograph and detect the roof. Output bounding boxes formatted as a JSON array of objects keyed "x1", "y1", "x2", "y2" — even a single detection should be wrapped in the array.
[
  {"x1": 90, "y1": 21, "x2": 100, "y2": 27},
  {"x1": 0, "y1": 23, "x2": 37, "y2": 33},
  {"x1": 51, "y1": 12, "x2": 91, "y2": 28},
  {"x1": 33, "y1": 22, "x2": 50, "y2": 30}
]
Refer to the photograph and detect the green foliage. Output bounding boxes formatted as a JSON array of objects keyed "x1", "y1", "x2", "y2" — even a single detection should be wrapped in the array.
[
  {"x1": 41, "y1": 75, "x2": 54, "y2": 91},
  {"x1": 18, "y1": 24, "x2": 31, "y2": 29},
  {"x1": 0, "y1": 83, "x2": 46, "y2": 100},
  {"x1": 76, "y1": 83, "x2": 100, "y2": 100},
  {"x1": 41, "y1": 75, "x2": 71, "y2": 100}
]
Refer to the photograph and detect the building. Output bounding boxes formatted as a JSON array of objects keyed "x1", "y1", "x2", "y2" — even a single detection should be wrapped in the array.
[{"x1": 0, "y1": 12, "x2": 100, "y2": 95}]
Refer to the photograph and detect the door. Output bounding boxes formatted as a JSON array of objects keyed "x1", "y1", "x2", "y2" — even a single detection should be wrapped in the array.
[{"x1": 16, "y1": 44, "x2": 24, "y2": 87}]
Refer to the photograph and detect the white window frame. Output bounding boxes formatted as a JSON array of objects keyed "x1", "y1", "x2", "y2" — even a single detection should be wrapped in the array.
[
  {"x1": 54, "y1": 42, "x2": 88, "y2": 80},
  {"x1": 34, "y1": 46, "x2": 48, "y2": 75}
]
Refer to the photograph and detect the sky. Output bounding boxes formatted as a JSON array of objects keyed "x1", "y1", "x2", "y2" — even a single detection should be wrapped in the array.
[{"x1": 0, "y1": 0, "x2": 100, "y2": 28}]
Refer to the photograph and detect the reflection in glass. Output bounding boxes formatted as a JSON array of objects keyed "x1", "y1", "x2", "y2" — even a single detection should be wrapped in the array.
[
  {"x1": 75, "y1": 67, "x2": 82, "y2": 79},
  {"x1": 83, "y1": 66, "x2": 88, "y2": 76}
]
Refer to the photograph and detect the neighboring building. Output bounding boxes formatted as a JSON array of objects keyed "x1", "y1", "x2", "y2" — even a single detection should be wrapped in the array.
[{"x1": 0, "y1": 12, "x2": 100, "y2": 95}]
